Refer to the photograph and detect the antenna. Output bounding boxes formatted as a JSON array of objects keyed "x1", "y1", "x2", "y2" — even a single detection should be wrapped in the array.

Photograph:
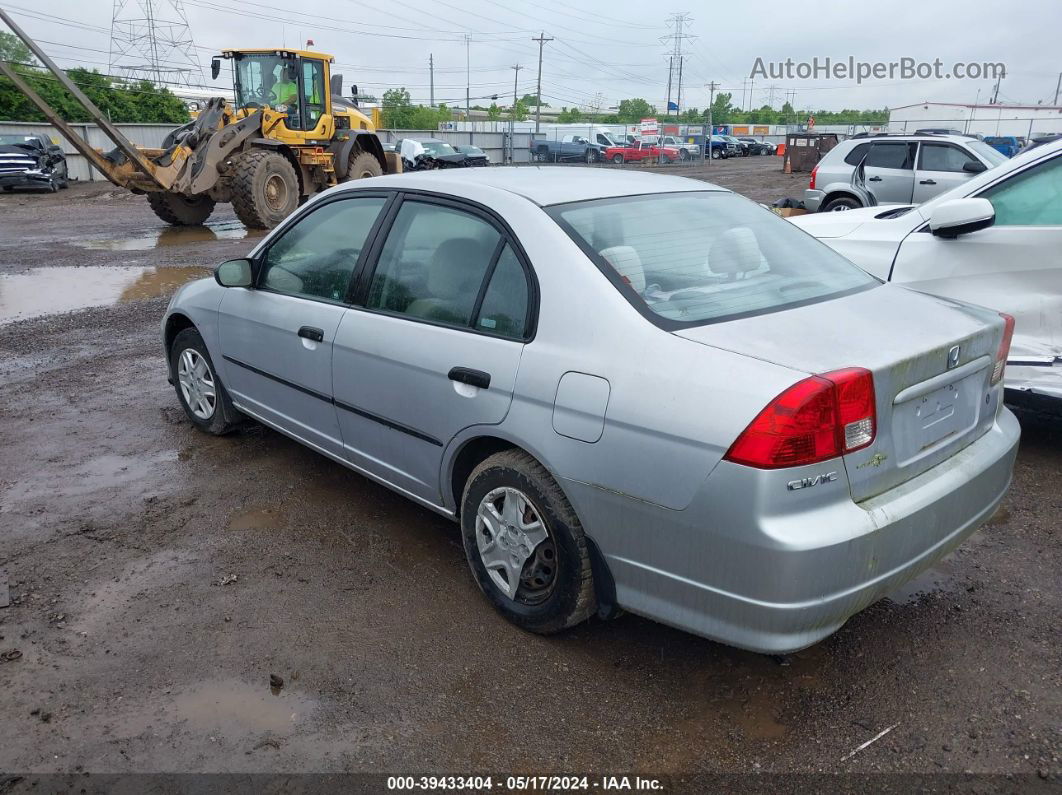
[{"x1": 109, "y1": 0, "x2": 202, "y2": 87}]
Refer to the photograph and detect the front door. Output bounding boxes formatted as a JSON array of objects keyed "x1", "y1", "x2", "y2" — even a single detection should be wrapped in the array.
[
  {"x1": 913, "y1": 142, "x2": 980, "y2": 203},
  {"x1": 218, "y1": 194, "x2": 389, "y2": 455},
  {"x1": 864, "y1": 141, "x2": 917, "y2": 204},
  {"x1": 332, "y1": 196, "x2": 533, "y2": 504}
]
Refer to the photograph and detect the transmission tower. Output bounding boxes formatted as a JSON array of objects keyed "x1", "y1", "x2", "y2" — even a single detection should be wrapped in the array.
[
  {"x1": 109, "y1": 0, "x2": 202, "y2": 87},
  {"x1": 661, "y1": 12, "x2": 695, "y2": 116}
]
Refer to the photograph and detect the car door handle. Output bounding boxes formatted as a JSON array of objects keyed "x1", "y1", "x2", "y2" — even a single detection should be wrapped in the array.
[
  {"x1": 298, "y1": 326, "x2": 324, "y2": 342},
  {"x1": 448, "y1": 367, "x2": 491, "y2": 390},
  {"x1": 867, "y1": 176, "x2": 882, "y2": 182},
  {"x1": 919, "y1": 179, "x2": 937, "y2": 185}
]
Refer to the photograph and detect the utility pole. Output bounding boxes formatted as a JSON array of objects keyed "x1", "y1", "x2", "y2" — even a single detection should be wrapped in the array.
[
  {"x1": 464, "y1": 34, "x2": 471, "y2": 142},
  {"x1": 510, "y1": 64, "x2": 524, "y2": 163},
  {"x1": 531, "y1": 32, "x2": 553, "y2": 134},
  {"x1": 1054, "y1": 72, "x2": 1061, "y2": 105},
  {"x1": 429, "y1": 53, "x2": 434, "y2": 108},
  {"x1": 748, "y1": 78, "x2": 754, "y2": 111},
  {"x1": 991, "y1": 71, "x2": 1002, "y2": 104},
  {"x1": 766, "y1": 84, "x2": 779, "y2": 109},
  {"x1": 666, "y1": 55, "x2": 673, "y2": 117},
  {"x1": 706, "y1": 80, "x2": 718, "y2": 167},
  {"x1": 661, "y1": 13, "x2": 694, "y2": 117}
]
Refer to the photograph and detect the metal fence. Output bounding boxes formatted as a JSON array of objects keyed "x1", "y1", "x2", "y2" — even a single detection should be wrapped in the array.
[{"x1": 0, "y1": 121, "x2": 538, "y2": 182}]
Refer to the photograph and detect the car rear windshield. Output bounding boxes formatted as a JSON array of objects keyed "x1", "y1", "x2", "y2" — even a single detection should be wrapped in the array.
[{"x1": 548, "y1": 191, "x2": 878, "y2": 327}]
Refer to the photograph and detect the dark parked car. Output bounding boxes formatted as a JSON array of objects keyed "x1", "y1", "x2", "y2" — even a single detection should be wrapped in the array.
[
  {"x1": 738, "y1": 137, "x2": 775, "y2": 156},
  {"x1": 395, "y1": 138, "x2": 469, "y2": 170},
  {"x1": 0, "y1": 133, "x2": 69, "y2": 192},
  {"x1": 454, "y1": 144, "x2": 490, "y2": 166}
]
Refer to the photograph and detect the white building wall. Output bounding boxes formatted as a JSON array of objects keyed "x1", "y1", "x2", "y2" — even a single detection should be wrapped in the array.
[{"x1": 888, "y1": 103, "x2": 1062, "y2": 138}]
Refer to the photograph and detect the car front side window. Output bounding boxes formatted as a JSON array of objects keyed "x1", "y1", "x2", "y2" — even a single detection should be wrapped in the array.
[
  {"x1": 259, "y1": 196, "x2": 387, "y2": 302},
  {"x1": 980, "y1": 156, "x2": 1062, "y2": 226},
  {"x1": 920, "y1": 143, "x2": 978, "y2": 172}
]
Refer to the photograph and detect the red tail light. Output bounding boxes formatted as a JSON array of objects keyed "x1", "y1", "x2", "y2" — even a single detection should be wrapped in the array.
[
  {"x1": 992, "y1": 313, "x2": 1015, "y2": 385},
  {"x1": 724, "y1": 368, "x2": 876, "y2": 469},
  {"x1": 809, "y1": 164, "x2": 818, "y2": 190}
]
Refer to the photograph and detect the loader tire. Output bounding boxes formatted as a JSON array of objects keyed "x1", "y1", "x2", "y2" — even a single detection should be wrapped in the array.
[
  {"x1": 147, "y1": 192, "x2": 215, "y2": 226},
  {"x1": 230, "y1": 150, "x2": 299, "y2": 229},
  {"x1": 346, "y1": 150, "x2": 383, "y2": 181}
]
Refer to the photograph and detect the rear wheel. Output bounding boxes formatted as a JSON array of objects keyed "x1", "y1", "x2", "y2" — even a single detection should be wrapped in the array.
[
  {"x1": 147, "y1": 192, "x2": 215, "y2": 225},
  {"x1": 611, "y1": 153, "x2": 624, "y2": 164},
  {"x1": 345, "y1": 150, "x2": 383, "y2": 181},
  {"x1": 462, "y1": 450, "x2": 596, "y2": 634},
  {"x1": 821, "y1": 195, "x2": 862, "y2": 212},
  {"x1": 230, "y1": 149, "x2": 299, "y2": 229}
]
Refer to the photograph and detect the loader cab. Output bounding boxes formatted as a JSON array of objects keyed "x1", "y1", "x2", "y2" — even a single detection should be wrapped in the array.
[{"x1": 218, "y1": 49, "x2": 336, "y2": 141}]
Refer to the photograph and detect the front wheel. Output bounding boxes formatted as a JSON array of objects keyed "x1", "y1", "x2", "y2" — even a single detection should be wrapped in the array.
[
  {"x1": 462, "y1": 450, "x2": 596, "y2": 634},
  {"x1": 230, "y1": 149, "x2": 300, "y2": 229},
  {"x1": 147, "y1": 192, "x2": 215, "y2": 225},
  {"x1": 169, "y1": 328, "x2": 243, "y2": 435},
  {"x1": 710, "y1": 149, "x2": 721, "y2": 159}
]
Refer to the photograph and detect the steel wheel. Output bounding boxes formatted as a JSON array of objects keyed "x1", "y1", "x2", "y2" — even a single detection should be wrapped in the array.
[
  {"x1": 475, "y1": 486, "x2": 556, "y2": 604},
  {"x1": 263, "y1": 173, "x2": 289, "y2": 213},
  {"x1": 176, "y1": 348, "x2": 217, "y2": 420}
]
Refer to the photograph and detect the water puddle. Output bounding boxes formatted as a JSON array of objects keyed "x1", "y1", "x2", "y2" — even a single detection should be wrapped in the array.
[
  {"x1": 72, "y1": 221, "x2": 261, "y2": 251},
  {"x1": 884, "y1": 566, "x2": 955, "y2": 605},
  {"x1": 0, "y1": 265, "x2": 209, "y2": 324},
  {"x1": 171, "y1": 679, "x2": 315, "y2": 736},
  {"x1": 227, "y1": 506, "x2": 285, "y2": 532}
]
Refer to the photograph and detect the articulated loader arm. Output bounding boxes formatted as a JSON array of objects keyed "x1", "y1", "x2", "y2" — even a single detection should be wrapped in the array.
[{"x1": 0, "y1": 8, "x2": 166, "y2": 189}]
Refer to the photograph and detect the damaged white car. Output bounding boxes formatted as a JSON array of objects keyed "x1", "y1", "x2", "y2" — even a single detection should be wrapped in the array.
[{"x1": 792, "y1": 138, "x2": 1062, "y2": 414}]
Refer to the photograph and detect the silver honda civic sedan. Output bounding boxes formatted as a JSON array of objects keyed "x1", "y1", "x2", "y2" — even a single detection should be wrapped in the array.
[{"x1": 162, "y1": 167, "x2": 1020, "y2": 654}]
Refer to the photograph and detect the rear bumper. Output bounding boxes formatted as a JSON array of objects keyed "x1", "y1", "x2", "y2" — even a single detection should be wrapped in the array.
[
  {"x1": 564, "y1": 408, "x2": 1020, "y2": 654},
  {"x1": 803, "y1": 189, "x2": 825, "y2": 212}
]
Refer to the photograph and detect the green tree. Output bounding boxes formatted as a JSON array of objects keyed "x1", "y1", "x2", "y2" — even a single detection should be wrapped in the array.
[
  {"x1": 520, "y1": 93, "x2": 547, "y2": 107},
  {"x1": 487, "y1": 102, "x2": 502, "y2": 120},
  {"x1": 616, "y1": 98, "x2": 654, "y2": 122},
  {"x1": 0, "y1": 31, "x2": 34, "y2": 66},
  {"x1": 0, "y1": 64, "x2": 188, "y2": 123},
  {"x1": 380, "y1": 87, "x2": 453, "y2": 130}
]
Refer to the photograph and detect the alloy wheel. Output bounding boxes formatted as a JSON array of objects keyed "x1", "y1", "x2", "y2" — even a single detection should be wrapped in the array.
[{"x1": 177, "y1": 348, "x2": 217, "y2": 419}]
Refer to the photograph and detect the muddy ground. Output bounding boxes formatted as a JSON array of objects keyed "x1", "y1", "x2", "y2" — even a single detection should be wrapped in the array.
[{"x1": 0, "y1": 160, "x2": 1059, "y2": 789}]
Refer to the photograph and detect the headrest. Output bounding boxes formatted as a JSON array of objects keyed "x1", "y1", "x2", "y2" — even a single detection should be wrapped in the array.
[
  {"x1": 599, "y1": 245, "x2": 646, "y2": 293},
  {"x1": 708, "y1": 227, "x2": 762, "y2": 277},
  {"x1": 428, "y1": 237, "x2": 489, "y2": 298}
]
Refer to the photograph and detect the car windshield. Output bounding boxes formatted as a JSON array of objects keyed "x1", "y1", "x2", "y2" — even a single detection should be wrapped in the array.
[
  {"x1": 549, "y1": 192, "x2": 878, "y2": 327},
  {"x1": 0, "y1": 135, "x2": 39, "y2": 146},
  {"x1": 457, "y1": 146, "x2": 483, "y2": 154},
  {"x1": 965, "y1": 139, "x2": 1008, "y2": 167},
  {"x1": 422, "y1": 140, "x2": 457, "y2": 156}
]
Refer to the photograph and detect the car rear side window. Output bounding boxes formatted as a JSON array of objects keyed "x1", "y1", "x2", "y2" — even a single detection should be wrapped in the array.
[
  {"x1": 549, "y1": 192, "x2": 878, "y2": 328},
  {"x1": 259, "y1": 196, "x2": 387, "y2": 302},
  {"x1": 475, "y1": 244, "x2": 529, "y2": 338},
  {"x1": 843, "y1": 142, "x2": 872, "y2": 165},
  {"x1": 366, "y1": 201, "x2": 502, "y2": 328}
]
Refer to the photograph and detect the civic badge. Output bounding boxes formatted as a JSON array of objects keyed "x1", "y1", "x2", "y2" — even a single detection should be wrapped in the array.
[{"x1": 947, "y1": 345, "x2": 961, "y2": 369}]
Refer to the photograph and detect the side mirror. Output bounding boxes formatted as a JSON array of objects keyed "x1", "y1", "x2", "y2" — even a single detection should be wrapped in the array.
[
  {"x1": 963, "y1": 160, "x2": 987, "y2": 174},
  {"x1": 215, "y1": 258, "x2": 253, "y2": 287},
  {"x1": 211, "y1": 57, "x2": 221, "y2": 81},
  {"x1": 929, "y1": 198, "x2": 995, "y2": 238},
  {"x1": 350, "y1": 83, "x2": 359, "y2": 107}
]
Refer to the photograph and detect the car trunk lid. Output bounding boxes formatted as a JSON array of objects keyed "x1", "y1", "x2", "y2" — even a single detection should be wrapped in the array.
[{"x1": 676, "y1": 285, "x2": 1003, "y2": 501}]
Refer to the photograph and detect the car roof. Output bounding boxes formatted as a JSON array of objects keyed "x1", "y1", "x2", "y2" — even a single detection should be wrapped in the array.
[{"x1": 341, "y1": 166, "x2": 727, "y2": 206}]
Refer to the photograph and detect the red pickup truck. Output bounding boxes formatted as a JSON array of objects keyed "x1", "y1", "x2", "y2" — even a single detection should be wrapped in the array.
[{"x1": 604, "y1": 141, "x2": 683, "y2": 164}]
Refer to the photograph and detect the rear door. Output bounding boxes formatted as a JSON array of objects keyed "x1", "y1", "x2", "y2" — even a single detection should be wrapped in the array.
[
  {"x1": 864, "y1": 141, "x2": 917, "y2": 204},
  {"x1": 217, "y1": 194, "x2": 389, "y2": 456},
  {"x1": 332, "y1": 195, "x2": 534, "y2": 504},
  {"x1": 914, "y1": 142, "x2": 980, "y2": 202}
]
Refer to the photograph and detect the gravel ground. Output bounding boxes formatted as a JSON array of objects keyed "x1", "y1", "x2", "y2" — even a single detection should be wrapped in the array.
[{"x1": 0, "y1": 165, "x2": 1058, "y2": 790}]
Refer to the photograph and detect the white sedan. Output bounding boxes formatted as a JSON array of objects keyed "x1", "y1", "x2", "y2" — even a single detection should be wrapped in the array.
[{"x1": 792, "y1": 138, "x2": 1062, "y2": 413}]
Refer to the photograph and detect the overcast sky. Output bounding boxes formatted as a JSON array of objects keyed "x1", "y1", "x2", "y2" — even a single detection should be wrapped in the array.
[{"x1": 6, "y1": 0, "x2": 1062, "y2": 113}]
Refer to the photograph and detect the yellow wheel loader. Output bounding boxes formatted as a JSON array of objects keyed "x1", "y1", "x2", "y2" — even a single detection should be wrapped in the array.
[{"x1": 0, "y1": 9, "x2": 401, "y2": 229}]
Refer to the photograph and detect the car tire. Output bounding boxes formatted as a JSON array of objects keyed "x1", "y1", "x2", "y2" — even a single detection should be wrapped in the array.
[
  {"x1": 461, "y1": 450, "x2": 597, "y2": 634},
  {"x1": 711, "y1": 149, "x2": 721, "y2": 159},
  {"x1": 169, "y1": 327, "x2": 243, "y2": 436},
  {"x1": 585, "y1": 149, "x2": 596, "y2": 164},
  {"x1": 821, "y1": 195, "x2": 862, "y2": 212},
  {"x1": 660, "y1": 154, "x2": 671, "y2": 164},
  {"x1": 611, "y1": 153, "x2": 624, "y2": 164}
]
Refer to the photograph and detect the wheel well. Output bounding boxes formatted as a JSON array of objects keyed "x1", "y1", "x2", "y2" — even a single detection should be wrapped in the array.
[
  {"x1": 353, "y1": 133, "x2": 386, "y2": 171},
  {"x1": 164, "y1": 312, "x2": 195, "y2": 355},
  {"x1": 821, "y1": 190, "x2": 862, "y2": 208},
  {"x1": 448, "y1": 436, "x2": 619, "y2": 620},
  {"x1": 450, "y1": 436, "x2": 516, "y2": 515}
]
